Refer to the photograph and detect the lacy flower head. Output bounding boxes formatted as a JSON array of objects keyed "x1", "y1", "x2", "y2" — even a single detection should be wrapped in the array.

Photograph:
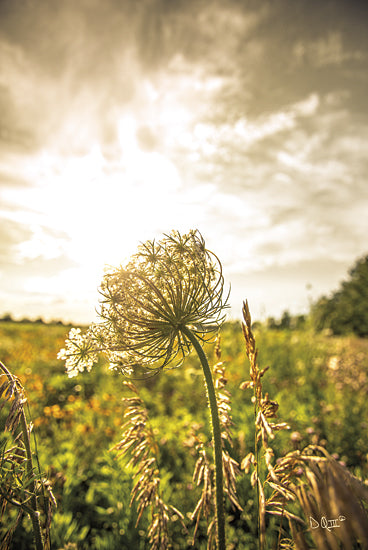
[{"x1": 58, "y1": 230, "x2": 229, "y2": 378}]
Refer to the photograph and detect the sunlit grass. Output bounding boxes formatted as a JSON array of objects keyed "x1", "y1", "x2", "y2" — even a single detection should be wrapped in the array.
[{"x1": 1, "y1": 319, "x2": 368, "y2": 548}]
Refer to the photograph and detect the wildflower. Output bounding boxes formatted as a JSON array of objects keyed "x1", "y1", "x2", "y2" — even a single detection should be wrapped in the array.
[
  {"x1": 57, "y1": 328, "x2": 98, "y2": 378},
  {"x1": 59, "y1": 230, "x2": 229, "y2": 378}
]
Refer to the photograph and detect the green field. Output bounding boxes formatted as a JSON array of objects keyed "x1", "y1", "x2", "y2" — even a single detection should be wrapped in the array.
[{"x1": 1, "y1": 320, "x2": 368, "y2": 549}]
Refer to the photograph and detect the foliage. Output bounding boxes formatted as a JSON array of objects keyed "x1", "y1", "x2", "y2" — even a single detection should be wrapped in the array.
[
  {"x1": 1, "y1": 319, "x2": 368, "y2": 548},
  {"x1": 312, "y1": 254, "x2": 368, "y2": 337}
]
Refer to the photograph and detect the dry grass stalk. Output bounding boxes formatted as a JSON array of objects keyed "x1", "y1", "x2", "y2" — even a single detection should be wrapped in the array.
[
  {"x1": 112, "y1": 380, "x2": 185, "y2": 550},
  {"x1": 0, "y1": 362, "x2": 55, "y2": 550},
  {"x1": 268, "y1": 445, "x2": 368, "y2": 549},
  {"x1": 190, "y1": 434, "x2": 216, "y2": 548},
  {"x1": 0, "y1": 370, "x2": 26, "y2": 434},
  {"x1": 240, "y1": 300, "x2": 290, "y2": 549}
]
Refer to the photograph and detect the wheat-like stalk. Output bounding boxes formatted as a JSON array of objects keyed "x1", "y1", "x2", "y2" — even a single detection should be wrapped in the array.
[
  {"x1": 0, "y1": 361, "x2": 55, "y2": 550},
  {"x1": 115, "y1": 345, "x2": 240, "y2": 550},
  {"x1": 240, "y1": 300, "x2": 290, "y2": 549},
  {"x1": 191, "y1": 434, "x2": 216, "y2": 548},
  {"x1": 112, "y1": 381, "x2": 185, "y2": 549},
  {"x1": 213, "y1": 337, "x2": 242, "y2": 514},
  {"x1": 268, "y1": 445, "x2": 368, "y2": 549}
]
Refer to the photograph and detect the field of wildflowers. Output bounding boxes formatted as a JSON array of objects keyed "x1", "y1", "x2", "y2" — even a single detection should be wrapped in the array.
[{"x1": 1, "y1": 317, "x2": 368, "y2": 549}]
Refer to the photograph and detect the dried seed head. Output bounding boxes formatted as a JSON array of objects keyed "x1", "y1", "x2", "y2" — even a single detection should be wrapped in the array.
[{"x1": 59, "y1": 230, "x2": 229, "y2": 378}]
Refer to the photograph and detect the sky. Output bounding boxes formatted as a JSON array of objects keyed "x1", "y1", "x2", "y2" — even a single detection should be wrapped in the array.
[{"x1": 1, "y1": 0, "x2": 367, "y2": 324}]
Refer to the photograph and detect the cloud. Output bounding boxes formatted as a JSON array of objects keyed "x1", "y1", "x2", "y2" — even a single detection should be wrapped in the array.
[
  {"x1": 0, "y1": 169, "x2": 31, "y2": 189},
  {"x1": 0, "y1": 0, "x2": 367, "y2": 322},
  {"x1": 293, "y1": 31, "x2": 365, "y2": 67},
  {"x1": 0, "y1": 0, "x2": 267, "y2": 157},
  {"x1": 0, "y1": 211, "x2": 72, "y2": 268},
  {"x1": 0, "y1": 218, "x2": 32, "y2": 263},
  {"x1": 0, "y1": 2, "x2": 143, "y2": 154}
]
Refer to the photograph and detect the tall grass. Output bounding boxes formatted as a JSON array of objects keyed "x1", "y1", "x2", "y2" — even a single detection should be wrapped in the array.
[{"x1": 240, "y1": 301, "x2": 368, "y2": 549}]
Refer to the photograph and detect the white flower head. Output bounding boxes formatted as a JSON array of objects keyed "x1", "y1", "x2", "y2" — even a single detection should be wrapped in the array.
[{"x1": 57, "y1": 328, "x2": 98, "y2": 378}]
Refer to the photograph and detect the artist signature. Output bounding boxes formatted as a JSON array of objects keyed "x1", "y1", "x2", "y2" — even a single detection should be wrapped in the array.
[{"x1": 310, "y1": 515, "x2": 346, "y2": 531}]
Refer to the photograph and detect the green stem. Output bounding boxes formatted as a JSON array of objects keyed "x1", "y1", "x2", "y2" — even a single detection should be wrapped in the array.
[
  {"x1": 0, "y1": 361, "x2": 44, "y2": 550},
  {"x1": 19, "y1": 410, "x2": 44, "y2": 550},
  {"x1": 181, "y1": 327, "x2": 225, "y2": 550}
]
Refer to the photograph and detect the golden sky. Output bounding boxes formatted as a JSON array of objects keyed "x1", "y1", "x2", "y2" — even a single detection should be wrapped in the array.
[{"x1": 1, "y1": 0, "x2": 367, "y2": 322}]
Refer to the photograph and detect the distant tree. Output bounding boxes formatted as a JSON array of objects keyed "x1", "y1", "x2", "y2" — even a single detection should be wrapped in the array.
[
  {"x1": 293, "y1": 314, "x2": 307, "y2": 330},
  {"x1": 279, "y1": 310, "x2": 291, "y2": 330},
  {"x1": 251, "y1": 320, "x2": 262, "y2": 331},
  {"x1": 265, "y1": 312, "x2": 306, "y2": 331},
  {"x1": 267, "y1": 316, "x2": 278, "y2": 330},
  {"x1": 0, "y1": 313, "x2": 13, "y2": 323},
  {"x1": 34, "y1": 317, "x2": 45, "y2": 324},
  {"x1": 20, "y1": 317, "x2": 32, "y2": 324},
  {"x1": 312, "y1": 254, "x2": 368, "y2": 337}
]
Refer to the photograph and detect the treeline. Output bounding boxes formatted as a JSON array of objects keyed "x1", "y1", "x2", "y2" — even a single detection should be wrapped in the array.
[
  {"x1": 311, "y1": 254, "x2": 368, "y2": 337},
  {"x1": 0, "y1": 314, "x2": 69, "y2": 326},
  {"x1": 265, "y1": 254, "x2": 368, "y2": 337},
  {"x1": 265, "y1": 311, "x2": 307, "y2": 331},
  {"x1": 2, "y1": 254, "x2": 367, "y2": 337}
]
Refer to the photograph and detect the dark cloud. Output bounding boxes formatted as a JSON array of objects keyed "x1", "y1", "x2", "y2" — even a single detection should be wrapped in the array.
[
  {"x1": 1, "y1": 0, "x2": 366, "y2": 154},
  {"x1": 208, "y1": 1, "x2": 368, "y2": 117},
  {"x1": 0, "y1": 1, "x2": 142, "y2": 153},
  {"x1": 0, "y1": 0, "x2": 134, "y2": 74},
  {"x1": 0, "y1": 83, "x2": 35, "y2": 151}
]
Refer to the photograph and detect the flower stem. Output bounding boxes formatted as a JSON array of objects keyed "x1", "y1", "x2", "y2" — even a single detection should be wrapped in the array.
[{"x1": 181, "y1": 327, "x2": 225, "y2": 550}]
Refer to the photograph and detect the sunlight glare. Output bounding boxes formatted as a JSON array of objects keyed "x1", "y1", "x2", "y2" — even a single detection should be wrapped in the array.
[
  {"x1": 34, "y1": 116, "x2": 182, "y2": 284},
  {"x1": 4, "y1": 112, "x2": 184, "y2": 319}
]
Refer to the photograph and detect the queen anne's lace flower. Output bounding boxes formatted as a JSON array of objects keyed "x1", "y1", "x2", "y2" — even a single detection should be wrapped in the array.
[
  {"x1": 58, "y1": 230, "x2": 229, "y2": 378},
  {"x1": 57, "y1": 328, "x2": 98, "y2": 377}
]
